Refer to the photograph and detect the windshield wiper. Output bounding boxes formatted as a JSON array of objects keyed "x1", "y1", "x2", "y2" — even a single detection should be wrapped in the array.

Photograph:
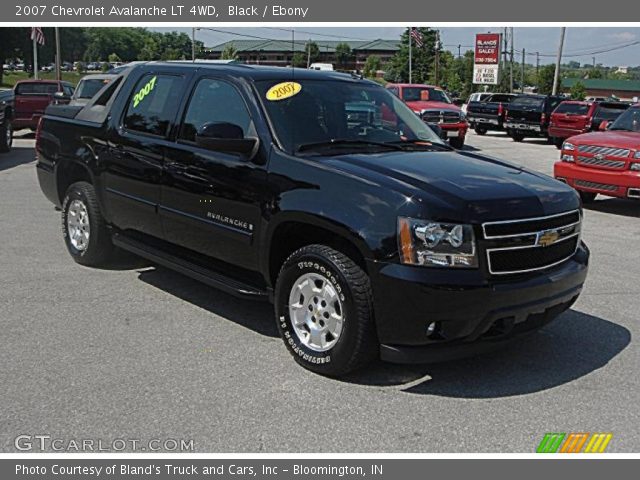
[
  {"x1": 386, "y1": 140, "x2": 453, "y2": 151},
  {"x1": 296, "y1": 139, "x2": 403, "y2": 153}
]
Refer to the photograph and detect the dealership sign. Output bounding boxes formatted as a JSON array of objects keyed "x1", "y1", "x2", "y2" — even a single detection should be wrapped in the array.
[{"x1": 473, "y1": 33, "x2": 501, "y2": 85}]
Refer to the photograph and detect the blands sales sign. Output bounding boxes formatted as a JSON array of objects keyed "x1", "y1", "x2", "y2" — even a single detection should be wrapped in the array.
[{"x1": 473, "y1": 33, "x2": 501, "y2": 84}]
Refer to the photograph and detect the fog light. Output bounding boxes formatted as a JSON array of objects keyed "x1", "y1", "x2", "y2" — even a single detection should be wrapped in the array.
[
  {"x1": 561, "y1": 154, "x2": 574, "y2": 162},
  {"x1": 426, "y1": 322, "x2": 439, "y2": 337}
]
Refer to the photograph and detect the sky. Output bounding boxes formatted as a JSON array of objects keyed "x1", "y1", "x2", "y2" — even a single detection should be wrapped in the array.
[{"x1": 154, "y1": 27, "x2": 640, "y2": 67}]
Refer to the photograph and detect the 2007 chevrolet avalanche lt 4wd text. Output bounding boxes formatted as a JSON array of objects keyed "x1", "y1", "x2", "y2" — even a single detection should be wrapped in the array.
[{"x1": 36, "y1": 63, "x2": 589, "y2": 376}]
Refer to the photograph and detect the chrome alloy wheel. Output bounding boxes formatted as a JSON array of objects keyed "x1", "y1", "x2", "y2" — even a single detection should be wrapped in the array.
[
  {"x1": 288, "y1": 272, "x2": 344, "y2": 352},
  {"x1": 67, "y1": 199, "x2": 90, "y2": 251}
]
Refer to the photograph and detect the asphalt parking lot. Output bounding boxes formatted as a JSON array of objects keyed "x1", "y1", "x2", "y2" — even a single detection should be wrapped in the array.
[{"x1": 1, "y1": 130, "x2": 638, "y2": 453}]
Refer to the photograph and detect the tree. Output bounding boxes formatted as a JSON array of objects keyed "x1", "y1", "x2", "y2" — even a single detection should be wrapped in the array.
[
  {"x1": 335, "y1": 42, "x2": 352, "y2": 69},
  {"x1": 570, "y1": 81, "x2": 587, "y2": 100},
  {"x1": 291, "y1": 52, "x2": 307, "y2": 68},
  {"x1": 0, "y1": 27, "x2": 28, "y2": 85},
  {"x1": 586, "y1": 68, "x2": 603, "y2": 79},
  {"x1": 108, "y1": 53, "x2": 122, "y2": 63},
  {"x1": 220, "y1": 44, "x2": 238, "y2": 60},
  {"x1": 363, "y1": 55, "x2": 381, "y2": 78},
  {"x1": 305, "y1": 41, "x2": 320, "y2": 66},
  {"x1": 385, "y1": 27, "x2": 438, "y2": 84},
  {"x1": 537, "y1": 64, "x2": 556, "y2": 95}
]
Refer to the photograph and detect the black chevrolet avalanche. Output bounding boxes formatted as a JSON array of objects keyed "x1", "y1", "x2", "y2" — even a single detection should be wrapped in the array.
[{"x1": 36, "y1": 62, "x2": 589, "y2": 376}]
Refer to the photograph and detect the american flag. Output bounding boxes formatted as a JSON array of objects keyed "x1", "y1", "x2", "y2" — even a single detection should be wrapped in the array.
[
  {"x1": 31, "y1": 27, "x2": 45, "y2": 46},
  {"x1": 410, "y1": 28, "x2": 424, "y2": 48}
]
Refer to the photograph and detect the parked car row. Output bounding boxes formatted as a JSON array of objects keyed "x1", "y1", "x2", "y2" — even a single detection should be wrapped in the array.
[{"x1": 0, "y1": 73, "x2": 118, "y2": 153}]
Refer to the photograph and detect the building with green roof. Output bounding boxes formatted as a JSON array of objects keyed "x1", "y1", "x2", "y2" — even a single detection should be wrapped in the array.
[
  {"x1": 205, "y1": 39, "x2": 400, "y2": 70},
  {"x1": 562, "y1": 78, "x2": 640, "y2": 102}
]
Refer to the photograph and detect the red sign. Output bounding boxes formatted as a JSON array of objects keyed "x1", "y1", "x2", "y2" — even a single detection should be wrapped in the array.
[{"x1": 475, "y1": 33, "x2": 501, "y2": 65}]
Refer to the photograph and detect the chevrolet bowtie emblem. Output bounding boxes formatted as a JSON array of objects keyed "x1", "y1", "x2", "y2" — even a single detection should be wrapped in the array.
[{"x1": 537, "y1": 229, "x2": 560, "y2": 247}]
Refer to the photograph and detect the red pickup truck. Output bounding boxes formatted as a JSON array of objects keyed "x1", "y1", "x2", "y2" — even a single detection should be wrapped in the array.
[
  {"x1": 386, "y1": 83, "x2": 468, "y2": 148},
  {"x1": 554, "y1": 104, "x2": 640, "y2": 203},
  {"x1": 12, "y1": 80, "x2": 75, "y2": 130},
  {"x1": 549, "y1": 100, "x2": 629, "y2": 149}
]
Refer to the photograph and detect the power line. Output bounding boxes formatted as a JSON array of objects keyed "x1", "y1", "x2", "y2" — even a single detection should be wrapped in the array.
[{"x1": 263, "y1": 27, "x2": 370, "y2": 41}]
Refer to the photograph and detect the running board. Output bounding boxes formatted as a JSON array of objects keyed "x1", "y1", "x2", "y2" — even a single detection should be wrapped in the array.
[{"x1": 112, "y1": 234, "x2": 269, "y2": 301}]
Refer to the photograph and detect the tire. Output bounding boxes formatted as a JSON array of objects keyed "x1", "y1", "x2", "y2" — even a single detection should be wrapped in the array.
[
  {"x1": 511, "y1": 132, "x2": 524, "y2": 142},
  {"x1": 449, "y1": 137, "x2": 465, "y2": 149},
  {"x1": 274, "y1": 244, "x2": 378, "y2": 376},
  {"x1": 61, "y1": 181, "x2": 115, "y2": 267},
  {"x1": 554, "y1": 137, "x2": 564, "y2": 149},
  {"x1": 546, "y1": 136, "x2": 555, "y2": 145},
  {"x1": 474, "y1": 126, "x2": 487, "y2": 135},
  {"x1": 0, "y1": 120, "x2": 12, "y2": 153},
  {"x1": 579, "y1": 191, "x2": 597, "y2": 204}
]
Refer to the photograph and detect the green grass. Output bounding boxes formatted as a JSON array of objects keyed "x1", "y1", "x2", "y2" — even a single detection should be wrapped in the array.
[{"x1": 1, "y1": 71, "x2": 84, "y2": 88}]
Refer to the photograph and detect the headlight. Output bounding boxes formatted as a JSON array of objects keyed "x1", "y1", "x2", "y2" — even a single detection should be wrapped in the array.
[
  {"x1": 398, "y1": 217, "x2": 478, "y2": 268},
  {"x1": 563, "y1": 142, "x2": 575, "y2": 151},
  {"x1": 634, "y1": 151, "x2": 640, "y2": 159},
  {"x1": 630, "y1": 162, "x2": 640, "y2": 171},
  {"x1": 561, "y1": 154, "x2": 575, "y2": 162}
]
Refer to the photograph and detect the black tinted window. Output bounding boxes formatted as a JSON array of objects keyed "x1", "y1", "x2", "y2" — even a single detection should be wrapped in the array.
[
  {"x1": 595, "y1": 104, "x2": 629, "y2": 120},
  {"x1": 488, "y1": 94, "x2": 514, "y2": 103},
  {"x1": 180, "y1": 78, "x2": 251, "y2": 143},
  {"x1": 123, "y1": 74, "x2": 183, "y2": 137},
  {"x1": 510, "y1": 96, "x2": 544, "y2": 109},
  {"x1": 554, "y1": 103, "x2": 590, "y2": 115},
  {"x1": 15, "y1": 83, "x2": 58, "y2": 95},
  {"x1": 76, "y1": 79, "x2": 110, "y2": 99}
]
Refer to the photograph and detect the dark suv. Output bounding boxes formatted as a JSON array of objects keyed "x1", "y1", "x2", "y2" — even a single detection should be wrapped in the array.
[
  {"x1": 36, "y1": 63, "x2": 589, "y2": 376},
  {"x1": 505, "y1": 94, "x2": 564, "y2": 142}
]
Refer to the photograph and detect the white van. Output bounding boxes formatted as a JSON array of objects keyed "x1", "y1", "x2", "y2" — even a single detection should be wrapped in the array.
[{"x1": 309, "y1": 63, "x2": 334, "y2": 71}]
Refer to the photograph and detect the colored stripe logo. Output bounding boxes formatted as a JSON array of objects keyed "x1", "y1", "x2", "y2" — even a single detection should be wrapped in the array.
[{"x1": 537, "y1": 433, "x2": 612, "y2": 453}]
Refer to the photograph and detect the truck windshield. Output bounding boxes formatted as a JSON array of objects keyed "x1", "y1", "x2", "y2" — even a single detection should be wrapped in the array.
[
  {"x1": 256, "y1": 79, "x2": 444, "y2": 155},
  {"x1": 402, "y1": 87, "x2": 451, "y2": 103},
  {"x1": 609, "y1": 107, "x2": 640, "y2": 132}
]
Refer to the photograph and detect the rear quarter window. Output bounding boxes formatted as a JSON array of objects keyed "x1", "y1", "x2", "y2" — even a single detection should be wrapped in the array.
[{"x1": 123, "y1": 74, "x2": 185, "y2": 137}]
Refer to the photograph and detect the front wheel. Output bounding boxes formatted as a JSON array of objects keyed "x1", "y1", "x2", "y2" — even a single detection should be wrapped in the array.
[
  {"x1": 62, "y1": 181, "x2": 116, "y2": 267},
  {"x1": 449, "y1": 137, "x2": 465, "y2": 149},
  {"x1": 0, "y1": 120, "x2": 12, "y2": 153},
  {"x1": 511, "y1": 132, "x2": 524, "y2": 142},
  {"x1": 554, "y1": 137, "x2": 564, "y2": 149},
  {"x1": 275, "y1": 244, "x2": 378, "y2": 376},
  {"x1": 474, "y1": 126, "x2": 487, "y2": 135}
]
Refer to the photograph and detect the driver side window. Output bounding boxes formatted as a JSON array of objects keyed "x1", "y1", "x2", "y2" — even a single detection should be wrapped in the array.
[{"x1": 179, "y1": 78, "x2": 252, "y2": 143}]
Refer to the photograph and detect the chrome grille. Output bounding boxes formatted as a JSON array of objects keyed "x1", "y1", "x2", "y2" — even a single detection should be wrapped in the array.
[
  {"x1": 577, "y1": 145, "x2": 630, "y2": 157},
  {"x1": 482, "y1": 210, "x2": 581, "y2": 275},
  {"x1": 575, "y1": 180, "x2": 619, "y2": 192},
  {"x1": 421, "y1": 110, "x2": 461, "y2": 124},
  {"x1": 576, "y1": 156, "x2": 626, "y2": 169}
]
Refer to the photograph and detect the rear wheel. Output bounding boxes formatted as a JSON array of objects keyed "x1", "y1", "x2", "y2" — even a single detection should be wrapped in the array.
[
  {"x1": 554, "y1": 137, "x2": 564, "y2": 149},
  {"x1": 0, "y1": 120, "x2": 12, "y2": 153},
  {"x1": 474, "y1": 126, "x2": 487, "y2": 135},
  {"x1": 449, "y1": 137, "x2": 465, "y2": 149},
  {"x1": 275, "y1": 244, "x2": 378, "y2": 377},
  {"x1": 579, "y1": 191, "x2": 597, "y2": 204},
  {"x1": 511, "y1": 132, "x2": 524, "y2": 142},
  {"x1": 62, "y1": 181, "x2": 116, "y2": 267}
]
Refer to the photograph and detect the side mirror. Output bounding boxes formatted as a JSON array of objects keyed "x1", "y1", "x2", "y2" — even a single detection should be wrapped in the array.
[
  {"x1": 53, "y1": 91, "x2": 71, "y2": 104},
  {"x1": 599, "y1": 120, "x2": 612, "y2": 131},
  {"x1": 195, "y1": 122, "x2": 258, "y2": 158}
]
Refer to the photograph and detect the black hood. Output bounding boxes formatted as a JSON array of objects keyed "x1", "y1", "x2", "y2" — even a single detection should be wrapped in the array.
[{"x1": 321, "y1": 150, "x2": 580, "y2": 222}]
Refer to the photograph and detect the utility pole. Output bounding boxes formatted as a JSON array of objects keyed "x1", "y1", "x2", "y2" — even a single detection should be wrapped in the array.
[
  {"x1": 191, "y1": 27, "x2": 196, "y2": 62},
  {"x1": 521, "y1": 48, "x2": 525, "y2": 93},
  {"x1": 434, "y1": 30, "x2": 440, "y2": 86},
  {"x1": 458, "y1": 44, "x2": 461, "y2": 58},
  {"x1": 592, "y1": 56, "x2": 596, "y2": 68},
  {"x1": 306, "y1": 40, "x2": 311, "y2": 68},
  {"x1": 552, "y1": 27, "x2": 566, "y2": 95},
  {"x1": 408, "y1": 28, "x2": 412, "y2": 84},
  {"x1": 536, "y1": 51, "x2": 540, "y2": 89},
  {"x1": 501, "y1": 28, "x2": 508, "y2": 91},
  {"x1": 55, "y1": 27, "x2": 61, "y2": 81},
  {"x1": 509, "y1": 27, "x2": 514, "y2": 93}
]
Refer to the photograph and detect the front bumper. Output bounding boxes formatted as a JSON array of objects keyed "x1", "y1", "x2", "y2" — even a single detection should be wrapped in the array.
[
  {"x1": 555, "y1": 161, "x2": 640, "y2": 198},
  {"x1": 367, "y1": 243, "x2": 589, "y2": 363},
  {"x1": 505, "y1": 121, "x2": 546, "y2": 136},
  {"x1": 438, "y1": 121, "x2": 468, "y2": 138}
]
